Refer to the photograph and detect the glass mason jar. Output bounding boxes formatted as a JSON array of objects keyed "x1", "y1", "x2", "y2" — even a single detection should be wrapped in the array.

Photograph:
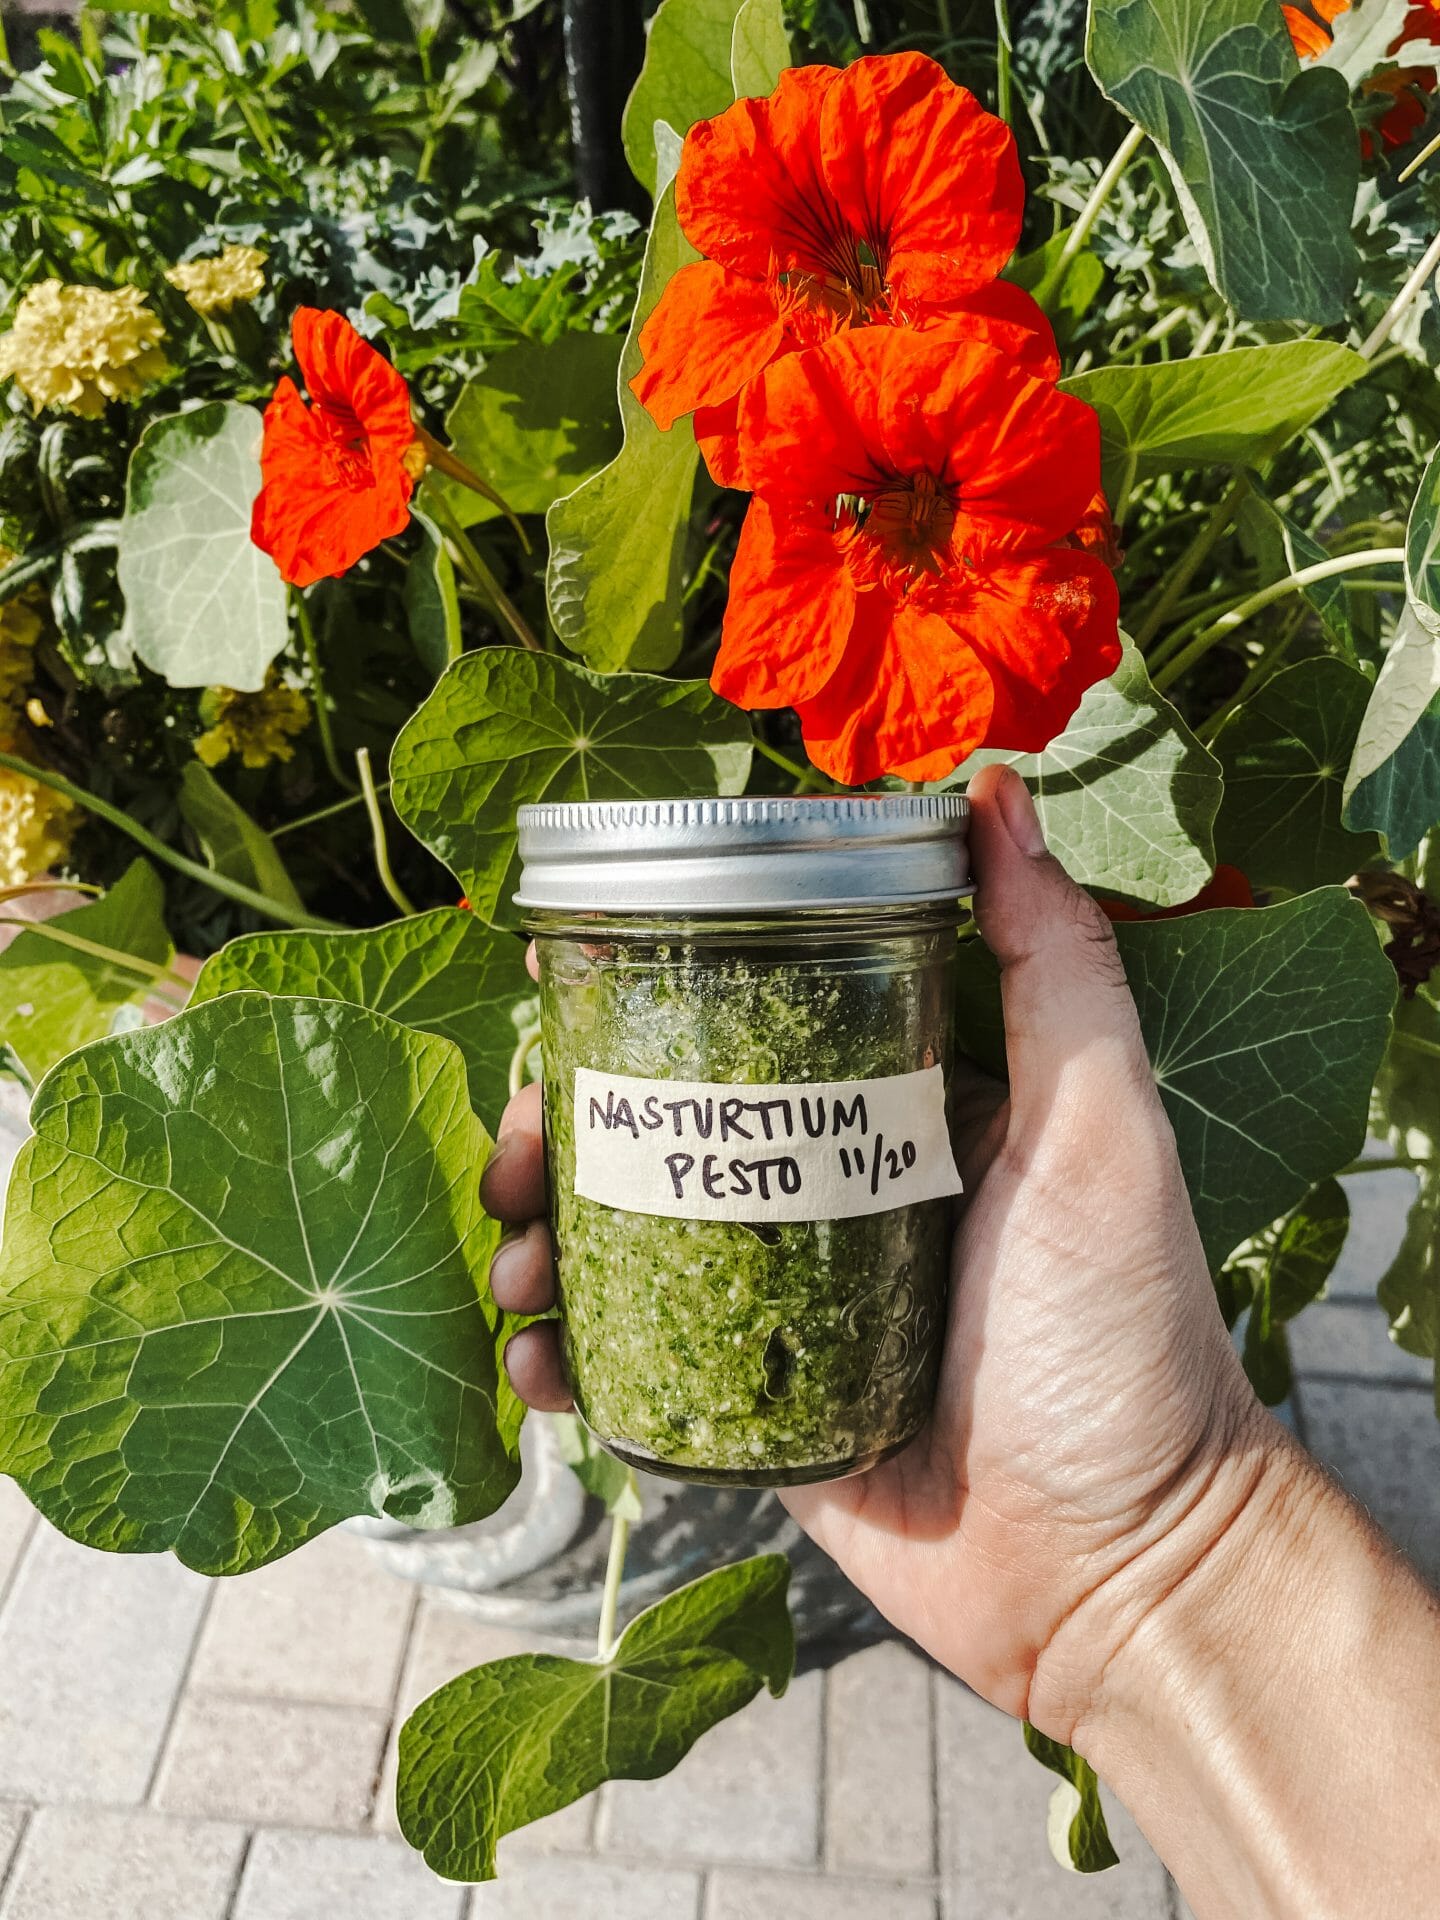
[{"x1": 515, "y1": 794, "x2": 971, "y2": 1490}]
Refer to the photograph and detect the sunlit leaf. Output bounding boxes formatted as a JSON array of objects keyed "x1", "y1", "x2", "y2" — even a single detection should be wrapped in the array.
[
  {"x1": 398, "y1": 1554, "x2": 793, "y2": 1881},
  {"x1": 1023, "y1": 1726, "x2": 1118, "y2": 1874},
  {"x1": 730, "y1": 0, "x2": 789, "y2": 96},
  {"x1": 550, "y1": 1412, "x2": 643, "y2": 1519},
  {"x1": 622, "y1": 0, "x2": 744, "y2": 194},
  {"x1": 179, "y1": 763, "x2": 305, "y2": 915},
  {"x1": 0, "y1": 994, "x2": 521, "y2": 1574},
  {"x1": 1218, "y1": 1179, "x2": 1350, "y2": 1403}
]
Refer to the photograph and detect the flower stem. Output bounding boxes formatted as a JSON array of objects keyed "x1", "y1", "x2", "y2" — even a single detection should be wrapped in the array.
[
  {"x1": 1339, "y1": 1154, "x2": 1429, "y2": 1174},
  {"x1": 0, "y1": 749, "x2": 345, "y2": 931},
  {"x1": 356, "y1": 747, "x2": 416, "y2": 917},
  {"x1": 993, "y1": 0, "x2": 1012, "y2": 124},
  {"x1": 1396, "y1": 1029, "x2": 1440, "y2": 1065},
  {"x1": 1360, "y1": 224, "x2": 1440, "y2": 359},
  {"x1": 596, "y1": 1481, "x2": 637, "y2": 1662},
  {"x1": 270, "y1": 789, "x2": 373, "y2": 839},
  {"x1": 430, "y1": 492, "x2": 543, "y2": 654},
  {"x1": 1133, "y1": 470, "x2": 1249, "y2": 654},
  {"x1": 1152, "y1": 549, "x2": 1407, "y2": 692},
  {"x1": 1059, "y1": 122, "x2": 1145, "y2": 267},
  {"x1": 294, "y1": 591, "x2": 356, "y2": 794},
  {"x1": 0, "y1": 914, "x2": 191, "y2": 1008},
  {"x1": 416, "y1": 428, "x2": 531, "y2": 554},
  {"x1": 508, "y1": 1024, "x2": 542, "y2": 1101}
]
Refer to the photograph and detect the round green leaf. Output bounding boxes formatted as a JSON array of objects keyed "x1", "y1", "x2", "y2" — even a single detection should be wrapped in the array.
[
  {"x1": 0, "y1": 993, "x2": 520, "y2": 1574},
  {"x1": 621, "y1": 0, "x2": 744, "y2": 193},
  {"x1": 388, "y1": 647, "x2": 752, "y2": 928},
  {"x1": 1211, "y1": 657, "x2": 1381, "y2": 892},
  {"x1": 117, "y1": 402, "x2": 288, "y2": 692}
]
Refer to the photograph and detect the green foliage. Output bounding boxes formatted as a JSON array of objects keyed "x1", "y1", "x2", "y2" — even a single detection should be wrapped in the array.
[
  {"x1": 404, "y1": 509, "x2": 462, "y2": 680},
  {"x1": 188, "y1": 908, "x2": 534, "y2": 1131},
  {"x1": 179, "y1": 764, "x2": 307, "y2": 915},
  {"x1": 550, "y1": 1412, "x2": 645, "y2": 1519},
  {"x1": 1086, "y1": 0, "x2": 1360, "y2": 321},
  {"x1": 730, "y1": 0, "x2": 791, "y2": 97},
  {"x1": 1373, "y1": 985, "x2": 1440, "y2": 1401},
  {"x1": 1218, "y1": 1179, "x2": 1350, "y2": 1403},
  {"x1": 117, "y1": 404, "x2": 288, "y2": 692},
  {"x1": 622, "y1": 0, "x2": 747, "y2": 193},
  {"x1": 388, "y1": 648, "x2": 752, "y2": 927},
  {"x1": 1023, "y1": 1726, "x2": 1118, "y2": 1874},
  {"x1": 397, "y1": 1555, "x2": 794, "y2": 1880},
  {"x1": 0, "y1": 993, "x2": 521, "y2": 1574}
]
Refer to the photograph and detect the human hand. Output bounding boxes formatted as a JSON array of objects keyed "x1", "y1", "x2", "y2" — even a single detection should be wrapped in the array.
[{"x1": 482, "y1": 764, "x2": 1283, "y2": 1752}]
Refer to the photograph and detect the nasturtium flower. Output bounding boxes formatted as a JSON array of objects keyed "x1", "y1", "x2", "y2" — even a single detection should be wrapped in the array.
[
  {"x1": 1101, "y1": 866, "x2": 1255, "y2": 923},
  {"x1": 1285, "y1": 0, "x2": 1440, "y2": 149},
  {"x1": 0, "y1": 281, "x2": 168, "y2": 419},
  {"x1": 194, "y1": 670, "x2": 311, "y2": 770},
  {"x1": 166, "y1": 244, "x2": 267, "y2": 316},
  {"x1": 631, "y1": 53, "x2": 1029, "y2": 486},
  {"x1": 251, "y1": 309, "x2": 425, "y2": 588},
  {"x1": 0, "y1": 747, "x2": 77, "y2": 887},
  {"x1": 714, "y1": 325, "x2": 1120, "y2": 786}
]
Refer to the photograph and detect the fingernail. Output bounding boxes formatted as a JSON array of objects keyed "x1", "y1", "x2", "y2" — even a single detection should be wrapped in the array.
[
  {"x1": 996, "y1": 768, "x2": 1046, "y2": 856},
  {"x1": 490, "y1": 1227, "x2": 529, "y2": 1289}
]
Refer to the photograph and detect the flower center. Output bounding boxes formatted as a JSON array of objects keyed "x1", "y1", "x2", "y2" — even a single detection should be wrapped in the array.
[
  {"x1": 840, "y1": 471, "x2": 958, "y2": 591},
  {"x1": 318, "y1": 400, "x2": 375, "y2": 489},
  {"x1": 775, "y1": 250, "x2": 892, "y2": 344}
]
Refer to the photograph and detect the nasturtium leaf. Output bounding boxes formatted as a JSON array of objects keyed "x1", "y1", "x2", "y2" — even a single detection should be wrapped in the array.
[
  {"x1": 1405, "y1": 435, "x2": 1440, "y2": 623},
  {"x1": 1006, "y1": 229, "x2": 1106, "y2": 339},
  {"x1": 1086, "y1": 0, "x2": 1360, "y2": 322},
  {"x1": 1062, "y1": 345, "x2": 1367, "y2": 498},
  {"x1": 425, "y1": 333, "x2": 623, "y2": 530},
  {"x1": 0, "y1": 860, "x2": 173, "y2": 1082},
  {"x1": 179, "y1": 763, "x2": 306, "y2": 915},
  {"x1": 188, "y1": 909, "x2": 533, "y2": 1132},
  {"x1": 545, "y1": 182, "x2": 702, "y2": 674},
  {"x1": 403, "y1": 510, "x2": 461, "y2": 680},
  {"x1": 398, "y1": 1553, "x2": 794, "y2": 1881},
  {"x1": 1318, "y1": 0, "x2": 1440, "y2": 87},
  {"x1": 730, "y1": 0, "x2": 789, "y2": 96},
  {"x1": 1379, "y1": 1170, "x2": 1440, "y2": 1396},
  {"x1": 389, "y1": 647, "x2": 752, "y2": 928},
  {"x1": 1373, "y1": 987, "x2": 1440, "y2": 1391},
  {"x1": 1123, "y1": 892, "x2": 1394, "y2": 1267},
  {"x1": 0, "y1": 994, "x2": 521, "y2": 1574},
  {"x1": 947, "y1": 641, "x2": 1221, "y2": 907},
  {"x1": 117, "y1": 402, "x2": 287, "y2": 692},
  {"x1": 1023, "y1": 1726, "x2": 1118, "y2": 1874},
  {"x1": 1218, "y1": 1179, "x2": 1349, "y2": 1404},
  {"x1": 549, "y1": 1412, "x2": 643, "y2": 1519},
  {"x1": 621, "y1": 0, "x2": 743, "y2": 194},
  {"x1": 1211, "y1": 659, "x2": 1381, "y2": 893},
  {"x1": 1344, "y1": 602, "x2": 1440, "y2": 856},
  {"x1": 1238, "y1": 490, "x2": 1356, "y2": 661}
]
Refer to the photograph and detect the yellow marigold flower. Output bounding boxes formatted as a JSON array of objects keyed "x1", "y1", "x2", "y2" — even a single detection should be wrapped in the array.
[
  {"x1": 0, "y1": 742, "x2": 79, "y2": 887},
  {"x1": 0, "y1": 586, "x2": 43, "y2": 727},
  {"x1": 0, "y1": 280, "x2": 169, "y2": 419},
  {"x1": 165, "y1": 244, "x2": 267, "y2": 317},
  {"x1": 195, "y1": 671, "x2": 311, "y2": 770}
]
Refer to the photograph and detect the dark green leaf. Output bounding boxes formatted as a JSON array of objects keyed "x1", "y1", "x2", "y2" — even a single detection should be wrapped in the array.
[
  {"x1": 179, "y1": 763, "x2": 306, "y2": 915},
  {"x1": 1062, "y1": 345, "x2": 1367, "y2": 498},
  {"x1": 1086, "y1": 0, "x2": 1359, "y2": 321},
  {"x1": 1344, "y1": 605, "x2": 1440, "y2": 858},
  {"x1": 389, "y1": 647, "x2": 752, "y2": 928},
  {"x1": 187, "y1": 908, "x2": 533, "y2": 1132},
  {"x1": 1211, "y1": 658, "x2": 1381, "y2": 893},
  {"x1": 1006, "y1": 229, "x2": 1106, "y2": 338},
  {"x1": 1373, "y1": 987, "x2": 1440, "y2": 1395},
  {"x1": 550, "y1": 1413, "x2": 643, "y2": 1519},
  {"x1": 0, "y1": 860, "x2": 172, "y2": 1082},
  {"x1": 117, "y1": 403, "x2": 288, "y2": 693},
  {"x1": 1237, "y1": 490, "x2": 1356, "y2": 661},
  {"x1": 403, "y1": 511, "x2": 461, "y2": 682},
  {"x1": 1220, "y1": 1179, "x2": 1350, "y2": 1403},
  {"x1": 425, "y1": 333, "x2": 623, "y2": 530},
  {"x1": 1023, "y1": 1726, "x2": 1118, "y2": 1873},
  {"x1": 398, "y1": 1554, "x2": 794, "y2": 1881},
  {"x1": 948, "y1": 640, "x2": 1221, "y2": 907},
  {"x1": 0, "y1": 994, "x2": 521, "y2": 1574},
  {"x1": 622, "y1": 0, "x2": 744, "y2": 193}
]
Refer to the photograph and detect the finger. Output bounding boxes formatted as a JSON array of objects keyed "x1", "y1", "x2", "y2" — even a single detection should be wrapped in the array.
[
  {"x1": 965, "y1": 763, "x2": 1156, "y2": 1138},
  {"x1": 504, "y1": 1322, "x2": 573, "y2": 1411},
  {"x1": 480, "y1": 1079, "x2": 545, "y2": 1221},
  {"x1": 526, "y1": 941, "x2": 538, "y2": 982},
  {"x1": 489, "y1": 1219, "x2": 556, "y2": 1315}
]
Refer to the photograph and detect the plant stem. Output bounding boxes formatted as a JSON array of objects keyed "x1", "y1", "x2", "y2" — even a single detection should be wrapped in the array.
[
  {"x1": 0, "y1": 750, "x2": 344, "y2": 930},
  {"x1": 416, "y1": 428, "x2": 531, "y2": 553},
  {"x1": 270, "y1": 789, "x2": 373, "y2": 839},
  {"x1": 430, "y1": 493, "x2": 543, "y2": 653},
  {"x1": 596, "y1": 1481, "x2": 637, "y2": 1662},
  {"x1": 753, "y1": 737, "x2": 835, "y2": 792},
  {"x1": 1339, "y1": 1153, "x2": 1429, "y2": 1174},
  {"x1": 1396, "y1": 1028, "x2": 1440, "y2": 1065},
  {"x1": 294, "y1": 592, "x2": 356, "y2": 794},
  {"x1": 1133, "y1": 471, "x2": 1249, "y2": 653},
  {"x1": 0, "y1": 915, "x2": 190, "y2": 1007},
  {"x1": 1360, "y1": 224, "x2": 1440, "y2": 358},
  {"x1": 993, "y1": 0, "x2": 1012, "y2": 124},
  {"x1": 508, "y1": 1024, "x2": 542, "y2": 1101},
  {"x1": 1058, "y1": 122, "x2": 1145, "y2": 266},
  {"x1": 356, "y1": 747, "x2": 416, "y2": 917},
  {"x1": 1196, "y1": 606, "x2": 1307, "y2": 742},
  {"x1": 1152, "y1": 549, "x2": 1407, "y2": 692}
]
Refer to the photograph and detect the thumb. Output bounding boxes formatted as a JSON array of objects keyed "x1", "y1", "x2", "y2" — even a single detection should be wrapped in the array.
[{"x1": 965, "y1": 764, "x2": 1156, "y2": 1138}]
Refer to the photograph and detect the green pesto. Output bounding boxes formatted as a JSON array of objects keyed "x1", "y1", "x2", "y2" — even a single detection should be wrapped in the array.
[{"x1": 538, "y1": 926, "x2": 956, "y2": 1487}]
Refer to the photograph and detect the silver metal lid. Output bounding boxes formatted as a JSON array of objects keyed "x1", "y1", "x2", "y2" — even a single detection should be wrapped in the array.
[{"x1": 513, "y1": 795, "x2": 971, "y2": 913}]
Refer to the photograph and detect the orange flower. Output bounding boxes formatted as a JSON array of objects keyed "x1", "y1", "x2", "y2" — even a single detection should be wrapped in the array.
[
  {"x1": 714, "y1": 325, "x2": 1120, "y2": 786},
  {"x1": 251, "y1": 309, "x2": 424, "y2": 588},
  {"x1": 1100, "y1": 866, "x2": 1255, "y2": 923},
  {"x1": 1284, "y1": 0, "x2": 1439, "y2": 150},
  {"x1": 631, "y1": 53, "x2": 1034, "y2": 486}
]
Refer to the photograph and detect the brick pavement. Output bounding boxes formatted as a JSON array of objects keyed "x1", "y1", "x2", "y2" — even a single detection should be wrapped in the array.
[{"x1": 0, "y1": 1162, "x2": 1430, "y2": 1918}]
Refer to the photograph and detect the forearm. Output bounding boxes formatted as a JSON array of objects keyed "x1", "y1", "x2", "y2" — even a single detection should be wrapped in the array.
[{"x1": 1065, "y1": 1413, "x2": 1440, "y2": 1917}]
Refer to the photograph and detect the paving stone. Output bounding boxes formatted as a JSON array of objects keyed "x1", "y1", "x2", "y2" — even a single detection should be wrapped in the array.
[
  {"x1": 0, "y1": 1481, "x2": 36, "y2": 1606},
  {"x1": 0, "y1": 1806, "x2": 243, "y2": 1920},
  {"x1": 469, "y1": 1856, "x2": 701, "y2": 1920},
  {"x1": 1288, "y1": 1299, "x2": 1432, "y2": 1386},
  {"x1": 934, "y1": 1677, "x2": 1172, "y2": 1919},
  {"x1": 154, "y1": 1696, "x2": 386, "y2": 1830},
  {"x1": 0, "y1": 1526, "x2": 208, "y2": 1804},
  {"x1": 371, "y1": 1601, "x2": 593, "y2": 1855},
  {"x1": 1330, "y1": 1166, "x2": 1417, "y2": 1299},
  {"x1": 598, "y1": 1671, "x2": 822, "y2": 1868},
  {"x1": 1296, "y1": 1376, "x2": 1440, "y2": 1583},
  {"x1": 707, "y1": 1867, "x2": 939, "y2": 1919},
  {"x1": 825, "y1": 1640, "x2": 933, "y2": 1876},
  {"x1": 234, "y1": 1830, "x2": 464, "y2": 1920},
  {"x1": 191, "y1": 1528, "x2": 415, "y2": 1710},
  {"x1": 0, "y1": 1806, "x2": 26, "y2": 1890}
]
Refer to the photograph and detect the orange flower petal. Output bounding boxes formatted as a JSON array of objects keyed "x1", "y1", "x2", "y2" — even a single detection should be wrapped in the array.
[
  {"x1": 292, "y1": 307, "x2": 414, "y2": 459},
  {"x1": 630, "y1": 261, "x2": 785, "y2": 431},
  {"x1": 712, "y1": 497, "x2": 856, "y2": 708}
]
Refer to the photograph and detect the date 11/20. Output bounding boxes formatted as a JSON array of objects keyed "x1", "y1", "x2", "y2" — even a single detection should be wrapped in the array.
[{"x1": 839, "y1": 1132, "x2": 918, "y2": 1197}]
